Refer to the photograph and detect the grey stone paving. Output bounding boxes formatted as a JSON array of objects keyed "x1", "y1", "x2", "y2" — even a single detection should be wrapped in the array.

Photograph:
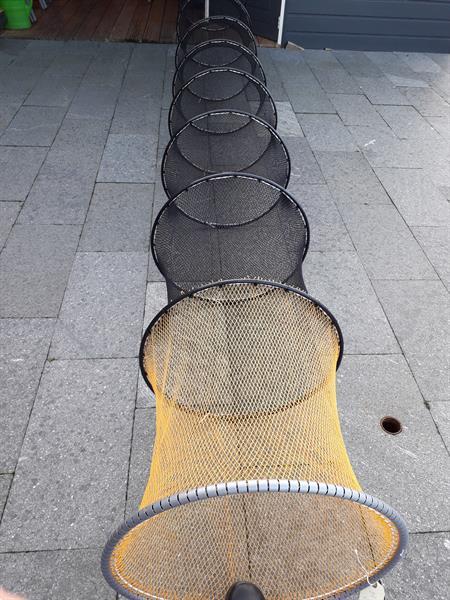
[{"x1": 0, "y1": 39, "x2": 448, "y2": 599}]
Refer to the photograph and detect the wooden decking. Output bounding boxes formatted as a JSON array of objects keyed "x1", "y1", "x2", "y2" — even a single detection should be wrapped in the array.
[{"x1": 0, "y1": 0, "x2": 277, "y2": 45}]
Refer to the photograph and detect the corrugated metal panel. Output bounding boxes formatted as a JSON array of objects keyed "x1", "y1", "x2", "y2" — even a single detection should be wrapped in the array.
[{"x1": 283, "y1": 0, "x2": 450, "y2": 52}]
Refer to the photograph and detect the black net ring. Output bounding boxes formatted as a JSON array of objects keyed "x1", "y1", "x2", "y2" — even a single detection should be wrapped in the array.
[{"x1": 177, "y1": 0, "x2": 251, "y2": 41}]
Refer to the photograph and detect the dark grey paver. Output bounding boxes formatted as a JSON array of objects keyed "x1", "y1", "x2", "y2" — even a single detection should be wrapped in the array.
[
  {"x1": 0, "y1": 225, "x2": 81, "y2": 317},
  {"x1": 375, "y1": 168, "x2": 450, "y2": 227},
  {"x1": 97, "y1": 133, "x2": 157, "y2": 183},
  {"x1": 0, "y1": 106, "x2": 66, "y2": 147},
  {"x1": 374, "y1": 280, "x2": 449, "y2": 403},
  {"x1": 0, "y1": 146, "x2": 47, "y2": 201},
  {"x1": 0, "y1": 549, "x2": 115, "y2": 599},
  {"x1": 427, "y1": 53, "x2": 450, "y2": 72},
  {"x1": 338, "y1": 354, "x2": 450, "y2": 532},
  {"x1": 427, "y1": 114, "x2": 450, "y2": 138},
  {"x1": 376, "y1": 105, "x2": 442, "y2": 140},
  {"x1": 421, "y1": 71, "x2": 450, "y2": 101},
  {"x1": 332, "y1": 49, "x2": 383, "y2": 78},
  {"x1": 257, "y1": 48, "x2": 288, "y2": 102},
  {"x1": 284, "y1": 137, "x2": 324, "y2": 184},
  {"x1": 302, "y1": 50, "x2": 361, "y2": 94},
  {"x1": 126, "y1": 408, "x2": 155, "y2": 516},
  {"x1": 348, "y1": 125, "x2": 423, "y2": 169},
  {"x1": 46, "y1": 52, "x2": 92, "y2": 77},
  {"x1": 339, "y1": 204, "x2": 437, "y2": 280},
  {"x1": 25, "y1": 75, "x2": 82, "y2": 108},
  {"x1": 304, "y1": 251, "x2": 399, "y2": 354},
  {"x1": 0, "y1": 475, "x2": 12, "y2": 517},
  {"x1": 1, "y1": 65, "x2": 45, "y2": 96},
  {"x1": 315, "y1": 151, "x2": 391, "y2": 205},
  {"x1": 385, "y1": 533, "x2": 450, "y2": 600},
  {"x1": 355, "y1": 76, "x2": 411, "y2": 105},
  {"x1": 401, "y1": 87, "x2": 450, "y2": 117},
  {"x1": 365, "y1": 51, "x2": 430, "y2": 87},
  {"x1": 412, "y1": 226, "x2": 450, "y2": 290},
  {"x1": 327, "y1": 93, "x2": 387, "y2": 128},
  {"x1": 0, "y1": 202, "x2": 20, "y2": 249},
  {"x1": 0, "y1": 92, "x2": 27, "y2": 134},
  {"x1": 49, "y1": 252, "x2": 147, "y2": 359},
  {"x1": 79, "y1": 183, "x2": 153, "y2": 251},
  {"x1": 0, "y1": 359, "x2": 135, "y2": 551},
  {"x1": 0, "y1": 317, "x2": 54, "y2": 362},
  {"x1": 396, "y1": 52, "x2": 442, "y2": 74},
  {"x1": 67, "y1": 80, "x2": 123, "y2": 121},
  {"x1": 297, "y1": 114, "x2": 358, "y2": 152},
  {"x1": 18, "y1": 175, "x2": 94, "y2": 225},
  {"x1": 286, "y1": 183, "x2": 353, "y2": 252},
  {"x1": 430, "y1": 402, "x2": 450, "y2": 451},
  {"x1": 275, "y1": 102, "x2": 304, "y2": 137}
]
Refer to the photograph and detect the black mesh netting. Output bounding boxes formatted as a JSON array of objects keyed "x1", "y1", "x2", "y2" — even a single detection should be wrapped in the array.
[
  {"x1": 169, "y1": 68, "x2": 277, "y2": 136},
  {"x1": 162, "y1": 110, "x2": 291, "y2": 199},
  {"x1": 175, "y1": 16, "x2": 257, "y2": 68},
  {"x1": 152, "y1": 173, "x2": 309, "y2": 301},
  {"x1": 177, "y1": 0, "x2": 251, "y2": 40},
  {"x1": 173, "y1": 40, "x2": 266, "y2": 96}
]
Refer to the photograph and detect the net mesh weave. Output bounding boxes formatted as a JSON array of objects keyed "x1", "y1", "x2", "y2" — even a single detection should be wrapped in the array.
[
  {"x1": 177, "y1": 0, "x2": 251, "y2": 40},
  {"x1": 169, "y1": 68, "x2": 276, "y2": 137},
  {"x1": 162, "y1": 111, "x2": 290, "y2": 199},
  {"x1": 173, "y1": 40, "x2": 265, "y2": 96},
  {"x1": 152, "y1": 175, "x2": 308, "y2": 301},
  {"x1": 105, "y1": 282, "x2": 402, "y2": 600},
  {"x1": 176, "y1": 16, "x2": 257, "y2": 68}
]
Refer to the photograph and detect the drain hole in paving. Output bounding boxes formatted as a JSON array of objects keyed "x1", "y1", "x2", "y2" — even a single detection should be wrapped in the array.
[{"x1": 380, "y1": 416, "x2": 402, "y2": 435}]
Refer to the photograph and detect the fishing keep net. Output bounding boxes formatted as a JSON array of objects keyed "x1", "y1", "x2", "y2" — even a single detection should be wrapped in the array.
[
  {"x1": 102, "y1": 281, "x2": 407, "y2": 600},
  {"x1": 162, "y1": 110, "x2": 290, "y2": 199},
  {"x1": 152, "y1": 174, "x2": 309, "y2": 301},
  {"x1": 176, "y1": 16, "x2": 257, "y2": 68},
  {"x1": 173, "y1": 40, "x2": 266, "y2": 96},
  {"x1": 177, "y1": 0, "x2": 251, "y2": 41},
  {"x1": 169, "y1": 68, "x2": 277, "y2": 136}
]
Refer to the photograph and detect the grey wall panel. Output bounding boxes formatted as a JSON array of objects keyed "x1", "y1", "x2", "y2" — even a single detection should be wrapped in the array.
[{"x1": 283, "y1": 0, "x2": 450, "y2": 52}]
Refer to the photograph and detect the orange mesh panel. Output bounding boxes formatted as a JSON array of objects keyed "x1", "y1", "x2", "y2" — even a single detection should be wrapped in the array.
[{"x1": 105, "y1": 282, "x2": 403, "y2": 599}]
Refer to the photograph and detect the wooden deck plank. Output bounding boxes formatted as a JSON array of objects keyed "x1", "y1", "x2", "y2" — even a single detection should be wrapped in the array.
[
  {"x1": 127, "y1": 0, "x2": 152, "y2": 43},
  {"x1": 144, "y1": 0, "x2": 165, "y2": 42},
  {"x1": 92, "y1": 0, "x2": 126, "y2": 41},
  {"x1": 160, "y1": 0, "x2": 178, "y2": 43},
  {"x1": 74, "y1": 0, "x2": 110, "y2": 40},
  {"x1": 109, "y1": 0, "x2": 140, "y2": 41}
]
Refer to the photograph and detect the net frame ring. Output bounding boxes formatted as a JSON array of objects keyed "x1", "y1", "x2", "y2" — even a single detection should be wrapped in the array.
[
  {"x1": 150, "y1": 173, "x2": 310, "y2": 301},
  {"x1": 176, "y1": 0, "x2": 252, "y2": 41},
  {"x1": 175, "y1": 15, "x2": 258, "y2": 69},
  {"x1": 161, "y1": 109, "x2": 291, "y2": 200},
  {"x1": 168, "y1": 67, "x2": 277, "y2": 137},
  {"x1": 172, "y1": 39, "x2": 266, "y2": 97}
]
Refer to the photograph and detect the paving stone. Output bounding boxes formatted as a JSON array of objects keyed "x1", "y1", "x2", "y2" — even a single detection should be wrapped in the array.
[
  {"x1": 430, "y1": 402, "x2": 450, "y2": 451},
  {"x1": 339, "y1": 204, "x2": 437, "y2": 280},
  {"x1": 365, "y1": 51, "x2": 430, "y2": 87},
  {"x1": 396, "y1": 52, "x2": 443, "y2": 74},
  {"x1": 355, "y1": 76, "x2": 411, "y2": 105},
  {"x1": 271, "y1": 51, "x2": 335, "y2": 113},
  {"x1": 0, "y1": 359, "x2": 44, "y2": 473},
  {"x1": 97, "y1": 133, "x2": 157, "y2": 183},
  {"x1": 148, "y1": 251, "x2": 165, "y2": 282},
  {"x1": 126, "y1": 408, "x2": 155, "y2": 516},
  {"x1": 427, "y1": 114, "x2": 450, "y2": 138},
  {"x1": 68, "y1": 82, "x2": 121, "y2": 121},
  {"x1": 46, "y1": 52, "x2": 92, "y2": 77},
  {"x1": 0, "y1": 202, "x2": 20, "y2": 249},
  {"x1": 412, "y1": 226, "x2": 450, "y2": 290},
  {"x1": 333, "y1": 50, "x2": 383, "y2": 78},
  {"x1": 50, "y1": 252, "x2": 147, "y2": 359},
  {"x1": 400, "y1": 87, "x2": 450, "y2": 117},
  {"x1": 302, "y1": 50, "x2": 361, "y2": 94},
  {"x1": 375, "y1": 168, "x2": 450, "y2": 227},
  {"x1": 303, "y1": 251, "x2": 399, "y2": 354},
  {"x1": 284, "y1": 137, "x2": 324, "y2": 184},
  {"x1": 338, "y1": 354, "x2": 450, "y2": 532},
  {"x1": 327, "y1": 93, "x2": 387, "y2": 128},
  {"x1": 314, "y1": 151, "x2": 390, "y2": 205},
  {"x1": 25, "y1": 75, "x2": 82, "y2": 108},
  {"x1": 52, "y1": 114, "x2": 110, "y2": 149},
  {"x1": 348, "y1": 125, "x2": 423, "y2": 169},
  {"x1": 0, "y1": 146, "x2": 47, "y2": 201},
  {"x1": 0, "y1": 106, "x2": 66, "y2": 147},
  {"x1": 275, "y1": 102, "x2": 304, "y2": 137},
  {"x1": 376, "y1": 105, "x2": 443, "y2": 141},
  {"x1": 0, "y1": 359, "x2": 135, "y2": 551},
  {"x1": 0, "y1": 475, "x2": 12, "y2": 517},
  {"x1": 79, "y1": 183, "x2": 153, "y2": 251},
  {"x1": 385, "y1": 533, "x2": 450, "y2": 600},
  {"x1": 422, "y1": 71, "x2": 450, "y2": 101},
  {"x1": 374, "y1": 280, "x2": 449, "y2": 403},
  {"x1": 0, "y1": 548, "x2": 114, "y2": 599},
  {"x1": 297, "y1": 114, "x2": 358, "y2": 152},
  {"x1": 286, "y1": 183, "x2": 353, "y2": 252},
  {"x1": 0, "y1": 93, "x2": 26, "y2": 134},
  {"x1": 0, "y1": 318, "x2": 54, "y2": 362},
  {"x1": 0, "y1": 65, "x2": 45, "y2": 96},
  {"x1": 152, "y1": 177, "x2": 169, "y2": 224},
  {"x1": 18, "y1": 175, "x2": 94, "y2": 225},
  {"x1": 0, "y1": 225, "x2": 80, "y2": 318},
  {"x1": 257, "y1": 48, "x2": 288, "y2": 102}
]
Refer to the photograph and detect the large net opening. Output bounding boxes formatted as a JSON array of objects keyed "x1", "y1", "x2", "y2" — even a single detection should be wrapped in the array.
[
  {"x1": 177, "y1": 0, "x2": 251, "y2": 41},
  {"x1": 176, "y1": 16, "x2": 257, "y2": 68},
  {"x1": 162, "y1": 111, "x2": 290, "y2": 199},
  {"x1": 152, "y1": 174, "x2": 309, "y2": 301},
  {"x1": 169, "y1": 68, "x2": 277, "y2": 137},
  {"x1": 173, "y1": 40, "x2": 266, "y2": 96},
  {"x1": 103, "y1": 282, "x2": 406, "y2": 600}
]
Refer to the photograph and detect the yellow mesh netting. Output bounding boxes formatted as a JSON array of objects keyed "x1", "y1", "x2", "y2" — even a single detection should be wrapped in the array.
[{"x1": 106, "y1": 282, "x2": 402, "y2": 599}]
